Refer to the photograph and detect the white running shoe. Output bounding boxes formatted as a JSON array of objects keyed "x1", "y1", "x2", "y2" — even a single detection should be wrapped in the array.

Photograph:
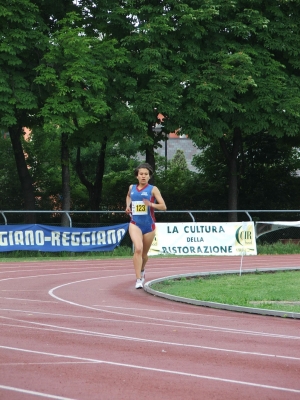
[
  {"x1": 141, "y1": 270, "x2": 145, "y2": 284},
  {"x1": 135, "y1": 278, "x2": 143, "y2": 289}
]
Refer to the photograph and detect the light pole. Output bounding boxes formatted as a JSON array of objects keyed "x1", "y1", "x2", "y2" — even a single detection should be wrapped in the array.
[{"x1": 152, "y1": 123, "x2": 167, "y2": 171}]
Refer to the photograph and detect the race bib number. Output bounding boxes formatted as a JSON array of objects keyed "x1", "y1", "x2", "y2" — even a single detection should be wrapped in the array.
[{"x1": 132, "y1": 201, "x2": 148, "y2": 215}]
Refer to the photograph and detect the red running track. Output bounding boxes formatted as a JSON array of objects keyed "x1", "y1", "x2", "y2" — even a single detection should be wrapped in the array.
[{"x1": 0, "y1": 255, "x2": 300, "y2": 400}]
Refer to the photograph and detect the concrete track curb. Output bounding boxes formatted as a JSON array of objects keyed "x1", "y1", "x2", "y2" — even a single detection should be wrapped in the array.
[{"x1": 143, "y1": 267, "x2": 300, "y2": 319}]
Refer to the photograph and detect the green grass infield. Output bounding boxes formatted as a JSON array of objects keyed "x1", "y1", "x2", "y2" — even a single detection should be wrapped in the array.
[{"x1": 150, "y1": 269, "x2": 300, "y2": 315}]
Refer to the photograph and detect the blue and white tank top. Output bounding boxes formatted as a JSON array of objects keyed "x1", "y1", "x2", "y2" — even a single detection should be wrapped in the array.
[{"x1": 130, "y1": 184, "x2": 156, "y2": 226}]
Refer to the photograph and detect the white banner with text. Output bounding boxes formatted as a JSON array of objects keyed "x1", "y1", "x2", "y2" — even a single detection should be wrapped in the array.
[{"x1": 149, "y1": 222, "x2": 257, "y2": 256}]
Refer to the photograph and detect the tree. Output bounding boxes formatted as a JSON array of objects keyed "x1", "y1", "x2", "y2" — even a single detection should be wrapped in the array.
[
  {"x1": 0, "y1": 134, "x2": 23, "y2": 212},
  {"x1": 0, "y1": 0, "x2": 77, "y2": 221},
  {"x1": 80, "y1": 0, "x2": 197, "y2": 178},
  {"x1": 0, "y1": 0, "x2": 46, "y2": 221},
  {"x1": 36, "y1": 12, "x2": 128, "y2": 223},
  {"x1": 73, "y1": 138, "x2": 143, "y2": 206},
  {"x1": 192, "y1": 132, "x2": 300, "y2": 218},
  {"x1": 170, "y1": 149, "x2": 189, "y2": 170},
  {"x1": 176, "y1": 1, "x2": 300, "y2": 221}
]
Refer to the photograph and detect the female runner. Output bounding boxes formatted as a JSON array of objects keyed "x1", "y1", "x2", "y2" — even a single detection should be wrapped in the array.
[{"x1": 125, "y1": 163, "x2": 167, "y2": 288}]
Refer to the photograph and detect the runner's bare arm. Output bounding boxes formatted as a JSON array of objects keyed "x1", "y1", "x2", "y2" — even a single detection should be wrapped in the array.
[
  {"x1": 125, "y1": 185, "x2": 133, "y2": 214},
  {"x1": 143, "y1": 186, "x2": 167, "y2": 211}
]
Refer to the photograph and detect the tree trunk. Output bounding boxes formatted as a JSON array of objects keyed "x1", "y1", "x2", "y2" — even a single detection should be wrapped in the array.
[
  {"x1": 9, "y1": 125, "x2": 36, "y2": 223},
  {"x1": 93, "y1": 135, "x2": 107, "y2": 213},
  {"x1": 75, "y1": 136, "x2": 108, "y2": 223},
  {"x1": 219, "y1": 128, "x2": 242, "y2": 222},
  {"x1": 227, "y1": 157, "x2": 239, "y2": 222},
  {"x1": 61, "y1": 133, "x2": 71, "y2": 227}
]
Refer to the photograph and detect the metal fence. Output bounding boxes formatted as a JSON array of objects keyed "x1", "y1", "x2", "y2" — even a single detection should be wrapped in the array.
[{"x1": 1, "y1": 209, "x2": 300, "y2": 246}]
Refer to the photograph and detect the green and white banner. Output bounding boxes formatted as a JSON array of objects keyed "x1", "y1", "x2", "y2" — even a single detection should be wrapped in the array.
[{"x1": 149, "y1": 222, "x2": 257, "y2": 256}]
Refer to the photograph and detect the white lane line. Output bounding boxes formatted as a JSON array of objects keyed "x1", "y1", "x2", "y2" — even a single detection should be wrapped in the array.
[
  {"x1": 0, "y1": 271, "x2": 130, "y2": 282},
  {"x1": 1, "y1": 318, "x2": 300, "y2": 362},
  {"x1": 0, "y1": 307, "x2": 239, "y2": 333},
  {"x1": 0, "y1": 260, "x2": 130, "y2": 266},
  {"x1": 1, "y1": 306, "x2": 299, "y2": 340},
  {"x1": 0, "y1": 267, "x2": 187, "y2": 284},
  {"x1": 1, "y1": 345, "x2": 300, "y2": 394},
  {"x1": 0, "y1": 266, "x2": 103, "y2": 274},
  {"x1": 96, "y1": 304, "x2": 238, "y2": 318},
  {"x1": 0, "y1": 297, "x2": 58, "y2": 303},
  {"x1": 1, "y1": 362, "x2": 97, "y2": 366},
  {"x1": 0, "y1": 290, "x2": 44, "y2": 292},
  {"x1": 0, "y1": 385, "x2": 75, "y2": 399},
  {"x1": 48, "y1": 279, "x2": 300, "y2": 339}
]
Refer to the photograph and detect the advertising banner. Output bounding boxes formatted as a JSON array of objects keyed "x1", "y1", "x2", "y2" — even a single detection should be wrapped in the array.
[
  {"x1": 0, "y1": 223, "x2": 129, "y2": 252},
  {"x1": 149, "y1": 222, "x2": 257, "y2": 256}
]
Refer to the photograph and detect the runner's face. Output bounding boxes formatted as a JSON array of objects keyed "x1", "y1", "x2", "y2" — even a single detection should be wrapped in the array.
[{"x1": 137, "y1": 168, "x2": 150, "y2": 186}]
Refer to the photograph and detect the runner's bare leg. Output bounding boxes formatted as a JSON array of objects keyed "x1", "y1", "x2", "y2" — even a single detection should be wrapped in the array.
[
  {"x1": 142, "y1": 231, "x2": 155, "y2": 271},
  {"x1": 129, "y1": 224, "x2": 155, "y2": 279}
]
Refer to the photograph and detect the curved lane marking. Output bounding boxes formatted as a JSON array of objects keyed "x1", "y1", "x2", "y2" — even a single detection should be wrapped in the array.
[
  {"x1": 2, "y1": 307, "x2": 299, "y2": 340},
  {"x1": 0, "y1": 385, "x2": 75, "y2": 399},
  {"x1": 1, "y1": 318, "x2": 300, "y2": 362},
  {"x1": 48, "y1": 277, "x2": 300, "y2": 339},
  {"x1": 1, "y1": 345, "x2": 300, "y2": 394}
]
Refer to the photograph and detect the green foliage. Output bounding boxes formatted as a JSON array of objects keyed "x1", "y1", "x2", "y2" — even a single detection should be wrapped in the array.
[
  {"x1": 35, "y1": 12, "x2": 127, "y2": 141},
  {"x1": 154, "y1": 152, "x2": 203, "y2": 214},
  {"x1": 104, "y1": 141, "x2": 144, "y2": 174},
  {"x1": 192, "y1": 132, "x2": 300, "y2": 211},
  {"x1": 257, "y1": 241, "x2": 300, "y2": 255},
  {"x1": 68, "y1": 137, "x2": 142, "y2": 210},
  {"x1": 170, "y1": 149, "x2": 189, "y2": 170},
  {"x1": 80, "y1": 0, "x2": 191, "y2": 154},
  {"x1": 178, "y1": 1, "x2": 300, "y2": 140},
  {"x1": 0, "y1": 0, "x2": 47, "y2": 128},
  {"x1": 23, "y1": 127, "x2": 89, "y2": 211},
  {"x1": 0, "y1": 136, "x2": 23, "y2": 209},
  {"x1": 101, "y1": 160, "x2": 139, "y2": 210},
  {"x1": 2, "y1": 0, "x2": 300, "y2": 216},
  {"x1": 23, "y1": 127, "x2": 61, "y2": 208}
]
